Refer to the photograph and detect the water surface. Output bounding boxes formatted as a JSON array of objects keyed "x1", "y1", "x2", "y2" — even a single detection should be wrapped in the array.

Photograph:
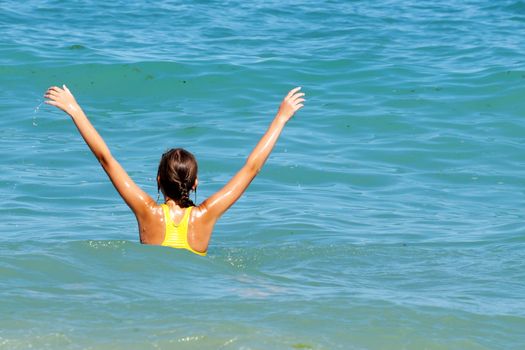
[{"x1": 1, "y1": 1, "x2": 525, "y2": 349}]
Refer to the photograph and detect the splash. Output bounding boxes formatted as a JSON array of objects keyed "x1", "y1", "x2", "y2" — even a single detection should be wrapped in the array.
[{"x1": 32, "y1": 99, "x2": 44, "y2": 126}]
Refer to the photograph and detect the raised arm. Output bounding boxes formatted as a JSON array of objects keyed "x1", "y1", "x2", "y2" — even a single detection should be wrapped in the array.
[
  {"x1": 198, "y1": 87, "x2": 305, "y2": 227},
  {"x1": 44, "y1": 85, "x2": 156, "y2": 219}
]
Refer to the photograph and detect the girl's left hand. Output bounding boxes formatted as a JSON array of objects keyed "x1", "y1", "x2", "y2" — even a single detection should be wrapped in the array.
[
  {"x1": 276, "y1": 87, "x2": 305, "y2": 123},
  {"x1": 44, "y1": 85, "x2": 81, "y2": 116}
]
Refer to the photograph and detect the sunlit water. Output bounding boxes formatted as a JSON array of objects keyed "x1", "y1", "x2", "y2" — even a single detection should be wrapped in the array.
[{"x1": 1, "y1": 1, "x2": 525, "y2": 349}]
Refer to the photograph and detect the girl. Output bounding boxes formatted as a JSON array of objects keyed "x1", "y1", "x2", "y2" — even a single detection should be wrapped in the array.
[{"x1": 44, "y1": 85, "x2": 305, "y2": 256}]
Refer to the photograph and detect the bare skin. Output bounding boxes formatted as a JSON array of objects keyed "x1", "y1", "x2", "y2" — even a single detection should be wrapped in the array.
[{"x1": 45, "y1": 85, "x2": 305, "y2": 254}]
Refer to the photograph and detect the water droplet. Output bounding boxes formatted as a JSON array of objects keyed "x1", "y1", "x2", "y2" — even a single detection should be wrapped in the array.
[
  {"x1": 33, "y1": 99, "x2": 44, "y2": 126},
  {"x1": 34, "y1": 100, "x2": 44, "y2": 113}
]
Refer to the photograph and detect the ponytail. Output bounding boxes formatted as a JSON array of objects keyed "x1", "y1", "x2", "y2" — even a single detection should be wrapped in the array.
[
  {"x1": 178, "y1": 182, "x2": 195, "y2": 208},
  {"x1": 157, "y1": 148, "x2": 198, "y2": 208}
]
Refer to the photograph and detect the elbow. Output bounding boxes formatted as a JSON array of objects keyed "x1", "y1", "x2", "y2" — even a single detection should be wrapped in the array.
[
  {"x1": 96, "y1": 152, "x2": 112, "y2": 168},
  {"x1": 245, "y1": 160, "x2": 261, "y2": 176}
]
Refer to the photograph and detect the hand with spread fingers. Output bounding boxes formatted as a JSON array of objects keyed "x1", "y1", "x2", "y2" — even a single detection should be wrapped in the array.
[
  {"x1": 276, "y1": 87, "x2": 305, "y2": 122},
  {"x1": 44, "y1": 85, "x2": 81, "y2": 116}
]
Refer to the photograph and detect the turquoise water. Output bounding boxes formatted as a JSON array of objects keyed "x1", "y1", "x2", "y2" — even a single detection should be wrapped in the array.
[{"x1": 1, "y1": 0, "x2": 525, "y2": 349}]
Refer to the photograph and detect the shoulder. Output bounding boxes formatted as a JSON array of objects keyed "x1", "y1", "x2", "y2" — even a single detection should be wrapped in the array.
[
  {"x1": 136, "y1": 203, "x2": 166, "y2": 245},
  {"x1": 187, "y1": 204, "x2": 215, "y2": 252},
  {"x1": 189, "y1": 203, "x2": 211, "y2": 224},
  {"x1": 137, "y1": 202, "x2": 165, "y2": 222}
]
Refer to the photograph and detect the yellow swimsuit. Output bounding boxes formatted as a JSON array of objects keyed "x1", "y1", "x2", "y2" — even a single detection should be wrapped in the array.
[{"x1": 160, "y1": 204, "x2": 207, "y2": 256}]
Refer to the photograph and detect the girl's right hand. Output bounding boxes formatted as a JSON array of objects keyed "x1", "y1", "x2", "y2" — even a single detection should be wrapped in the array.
[
  {"x1": 276, "y1": 87, "x2": 305, "y2": 122},
  {"x1": 44, "y1": 85, "x2": 81, "y2": 116}
]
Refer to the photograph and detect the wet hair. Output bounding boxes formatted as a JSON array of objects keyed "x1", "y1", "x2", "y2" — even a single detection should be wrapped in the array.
[{"x1": 157, "y1": 148, "x2": 198, "y2": 208}]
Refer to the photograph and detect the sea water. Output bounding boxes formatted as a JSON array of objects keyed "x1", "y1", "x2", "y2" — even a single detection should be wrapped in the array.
[{"x1": 1, "y1": 1, "x2": 525, "y2": 349}]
